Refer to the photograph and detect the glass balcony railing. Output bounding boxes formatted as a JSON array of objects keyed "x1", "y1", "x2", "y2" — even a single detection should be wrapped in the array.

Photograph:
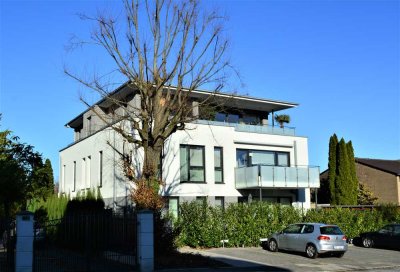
[
  {"x1": 235, "y1": 165, "x2": 320, "y2": 189},
  {"x1": 194, "y1": 120, "x2": 295, "y2": 136}
]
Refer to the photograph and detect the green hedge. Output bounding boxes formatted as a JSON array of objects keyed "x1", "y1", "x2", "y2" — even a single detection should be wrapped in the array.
[
  {"x1": 175, "y1": 202, "x2": 400, "y2": 248},
  {"x1": 28, "y1": 194, "x2": 69, "y2": 221},
  {"x1": 28, "y1": 188, "x2": 104, "y2": 221}
]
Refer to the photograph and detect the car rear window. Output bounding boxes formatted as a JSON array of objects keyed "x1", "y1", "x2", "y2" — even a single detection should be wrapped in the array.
[{"x1": 320, "y1": 226, "x2": 343, "y2": 235}]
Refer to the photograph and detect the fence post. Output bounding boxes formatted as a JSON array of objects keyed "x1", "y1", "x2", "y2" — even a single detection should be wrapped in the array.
[
  {"x1": 15, "y1": 211, "x2": 34, "y2": 272},
  {"x1": 137, "y1": 210, "x2": 154, "y2": 271}
]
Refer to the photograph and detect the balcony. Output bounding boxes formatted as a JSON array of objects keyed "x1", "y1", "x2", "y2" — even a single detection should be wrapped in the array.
[
  {"x1": 235, "y1": 165, "x2": 320, "y2": 189},
  {"x1": 194, "y1": 120, "x2": 295, "y2": 136}
]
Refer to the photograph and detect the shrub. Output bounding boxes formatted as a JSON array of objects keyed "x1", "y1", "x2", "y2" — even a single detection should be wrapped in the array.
[{"x1": 175, "y1": 202, "x2": 400, "y2": 248}]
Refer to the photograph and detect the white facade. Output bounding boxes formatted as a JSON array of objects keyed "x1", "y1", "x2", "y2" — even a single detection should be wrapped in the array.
[{"x1": 59, "y1": 88, "x2": 319, "y2": 211}]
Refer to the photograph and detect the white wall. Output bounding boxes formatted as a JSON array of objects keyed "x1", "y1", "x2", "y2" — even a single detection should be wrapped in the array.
[
  {"x1": 161, "y1": 123, "x2": 309, "y2": 204},
  {"x1": 59, "y1": 127, "x2": 133, "y2": 205},
  {"x1": 60, "y1": 122, "x2": 311, "y2": 207}
]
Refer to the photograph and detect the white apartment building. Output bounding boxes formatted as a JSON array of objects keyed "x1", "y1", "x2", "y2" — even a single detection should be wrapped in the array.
[{"x1": 59, "y1": 84, "x2": 320, "y2": 214}]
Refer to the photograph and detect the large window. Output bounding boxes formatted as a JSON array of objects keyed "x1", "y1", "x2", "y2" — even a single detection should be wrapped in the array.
[
  {"x1": 236, "y1": 149, "x2": 290, "y2": 167},
  {"x1": 214, "y1": 147, "x2": 223, "y2": 183},
  {"x1": 180, "y1": 145, "x2": 205, "y2": 183}
]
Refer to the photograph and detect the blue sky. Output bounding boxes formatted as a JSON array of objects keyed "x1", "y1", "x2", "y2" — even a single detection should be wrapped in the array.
[{"x1": 1, "y1": 0, "x2": 399, "y2": 180}]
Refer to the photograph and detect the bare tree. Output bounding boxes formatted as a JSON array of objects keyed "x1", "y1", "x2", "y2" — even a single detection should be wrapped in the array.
[{"x1": 65, "y1": 0, "x2": 231, "y2": 209}]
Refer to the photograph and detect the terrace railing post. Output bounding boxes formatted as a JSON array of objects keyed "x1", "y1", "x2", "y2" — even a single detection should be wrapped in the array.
[{"x1": 15, "y1": 211, "x2": 34, "y2": 272}]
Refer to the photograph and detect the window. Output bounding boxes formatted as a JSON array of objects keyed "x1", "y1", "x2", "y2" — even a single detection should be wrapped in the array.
[
  {"x1": 283, "y1": 224, "x2": 303, "y2": 234},
  {"x1": 215, "y1": 113, "x2": 240, "y2": 123},
  {"x1": 73, "y1": 161, "x2": 76, "y2": 192},
  {"x1": 82, "y1": 158, "x2": 86, "y2": 189},
  {"x1": 320, "y1": 226, "x2": 343, "y2": 235},
  {"x1": 215, "y1": 197, "x2": 224, "y2": 209},
  {"x1": 302, "y1": 225, "x2": 314, "y2": 234},
  {"x1": 180, "y1": 145, "x2": 205, "y2": 183},
  {"x1": 236, "y1": 149, "x2": 290, "y2": 167},
  {"x1": 86, "y1": 156, "x2": 91, "y2": 189},
  {"x1": 277, "y1": 152, "x2": 289, "y2": 166},
  {"x1": 393, "y1": 226, "x2": 400, "y2": 236},
  {"x1": 264, "y1": 196, "x2": 292, "y2": 205},
  {"x1": 236, "y1": 149, "x2": 249, "y2": 167},
  {"x1": 168, "y1": 198, "x2": 179, "y2": 219},
  {"x1": 196, "y1": 196, "x2": 207, "y2": 204},
  {"x1": 99, "y1": 151, "x2": 103, "y2": 187},
  {"x1": 87, "y1": 116, "x2": 92, "y2": 135},
  {"x1": 252, "y1": 150, "x2": 275, "y2": 165},
  {"x1": 214, "y1": 147, "x2": 223, "y2": 183}
]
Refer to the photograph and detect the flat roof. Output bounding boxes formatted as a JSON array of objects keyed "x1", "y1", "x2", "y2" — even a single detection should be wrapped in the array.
[{"x1": 65, "y1": 82, "x2": 298, "y2": 128}]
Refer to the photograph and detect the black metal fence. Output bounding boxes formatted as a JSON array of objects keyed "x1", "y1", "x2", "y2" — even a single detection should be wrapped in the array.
[
  {"x1": 33, "y1": 211, "x2": 137, "y2": 272},
  {"x1": 0, "y1": 218, "x2": 15, "y2": 272}
]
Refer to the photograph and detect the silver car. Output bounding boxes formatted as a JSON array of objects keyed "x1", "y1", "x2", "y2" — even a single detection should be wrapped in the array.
[{"x1": 267, "y1": 223, "x2": 348, "y2": 258}]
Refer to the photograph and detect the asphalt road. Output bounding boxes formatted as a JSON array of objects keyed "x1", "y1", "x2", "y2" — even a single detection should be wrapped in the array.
[{"x1": 188, "y1": 245, "x2": 400, "y2": 272}]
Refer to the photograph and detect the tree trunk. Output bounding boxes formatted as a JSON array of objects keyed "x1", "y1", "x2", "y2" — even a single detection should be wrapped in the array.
[{"x1": 142, "y1": 144, "x2": 162, "y2": 181}]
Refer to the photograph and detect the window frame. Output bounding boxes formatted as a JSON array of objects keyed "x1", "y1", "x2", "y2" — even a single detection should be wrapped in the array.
[
  {"x1": 236, "y1": 149, "x2": 290, "y2": 167},
  {"x1": 214, "y1": 146, "x2": 224, "y2": 184},
  {"x1": 180, "y1": 144, "x2": 206, "y2": 183}
]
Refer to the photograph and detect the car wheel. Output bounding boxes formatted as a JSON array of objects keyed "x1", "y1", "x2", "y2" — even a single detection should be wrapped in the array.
[
  {"x1": 305, "y1": 244, "x2": 318, "y2": 259},
  {"x1": 268, "y1": 239, "x2": 278, "y2": 252},
  {"x1": 362, "y1": 237, "x2": 373, "y2": 248}
]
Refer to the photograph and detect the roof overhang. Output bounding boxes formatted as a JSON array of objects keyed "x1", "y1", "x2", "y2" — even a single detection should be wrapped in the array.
[{"x1": 65, "y1": 82, "x2": 298, "y2": 129}]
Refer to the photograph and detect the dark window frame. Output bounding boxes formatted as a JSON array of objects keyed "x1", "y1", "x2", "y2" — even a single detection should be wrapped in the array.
[
  {"x1": 214, "y1": 146, "x2": 224, "y2": 184},
  {"x1": 196, "y1": 196, "x2": 207, "y2": 204},
  {"x1": 180, "y1": 144, "x2": 206, "y2": 183},
  {"x1": 236, "y1": 149, "x2": 290, "y2": 167}
]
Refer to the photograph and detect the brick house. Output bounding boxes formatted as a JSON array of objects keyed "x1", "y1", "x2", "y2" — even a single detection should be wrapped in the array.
[
  {"x1": 319, "y1": 158, "x2": 400, "y2": 205},
  {"x1": 355, "y1": 158, "x2": 400, "y2": 205}
]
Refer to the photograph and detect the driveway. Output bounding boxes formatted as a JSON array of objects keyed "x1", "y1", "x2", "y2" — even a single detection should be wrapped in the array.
[{"x1": 184, "y1": 245, "x2": 400, "y2": 271}]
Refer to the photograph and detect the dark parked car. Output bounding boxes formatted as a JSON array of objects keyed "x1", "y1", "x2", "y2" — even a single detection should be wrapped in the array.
[
  {"x1": 360, "y1": 224, "x2": 400, "y2": 250},
  {"x1": 266, "y1": 223, "x2": 348, "y2": 258}
]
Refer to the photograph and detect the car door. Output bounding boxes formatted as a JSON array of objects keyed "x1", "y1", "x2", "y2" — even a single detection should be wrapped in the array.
[
  {"x1": 280, "y1": 224, "x2": 302, "y2": 250},
  {"x1": 393, "y1": 225, "x2": 400, "y2": 250},
  {"x1": 295, "y1": 224, "x2": 314, "y2": 252},
  {"x1": 374, "y1": 225, "x2": 393, "y2": 248}
]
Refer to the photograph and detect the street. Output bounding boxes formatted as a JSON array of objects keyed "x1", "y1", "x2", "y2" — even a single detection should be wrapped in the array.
[{"x1": 186, "y1": 245, "x2": 400, "y2": 271}]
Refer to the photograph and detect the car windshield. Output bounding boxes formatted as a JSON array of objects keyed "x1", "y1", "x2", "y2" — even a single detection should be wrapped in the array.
[{"x1": 320, "y1": 226, "x2": 343, "y2": 235}]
